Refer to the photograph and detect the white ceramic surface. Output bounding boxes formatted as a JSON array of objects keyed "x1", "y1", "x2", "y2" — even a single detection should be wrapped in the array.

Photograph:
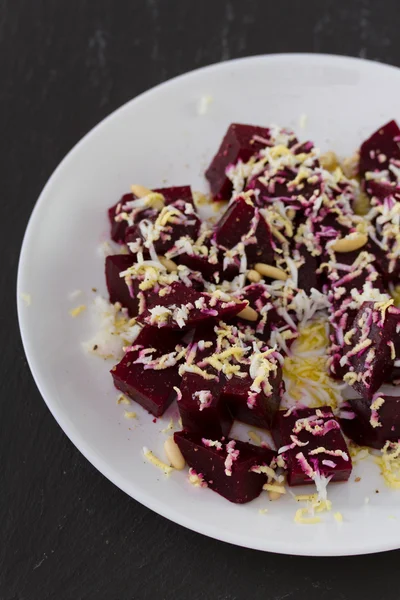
[{"x1": 17, "y1": 54, "x2": 400, "y2": 556}]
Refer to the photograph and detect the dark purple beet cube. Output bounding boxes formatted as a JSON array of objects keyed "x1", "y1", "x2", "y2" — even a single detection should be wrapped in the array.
[
  {"x1": 295, "y1": 245, "x2": 320, "y2": 293},
  {"x1": 174, "y1": 431, "x2": 277, "y2": 503},
  {"x1": 272, "y1": 407, "x2": 352, "y2": 487},
  {"x1": 340, "y1": 396, "x2": 400, "y2": 449},
  {"x1": 324, "y1": 251, "x2": 384, "y2": 308},
  {"x1": 105, "y1": 254, "x2": 140, "y2": 317},
  {"x1": 108, "y1": 193, "x2": 134, "y2": 243},
  {"x1": 177, "y1": 238, "x2": 239, "y2": 284},
  {"x1": 137, "y1": 282, "x2": 247, "y2": 329},
  {"x1": 177, "y1": 325, "x2": 232, "y2": 438},
  {"x1": 328, "y1": 297, "x2": 358, "y2": 380},
  {"x1": 214, "y1": 195, "x2": 274, "y2": 266},
  {"x1": 214, "y1": 195, "x2": 255, "y2": 249},
  {"x1": 153, "y1": 185, "x2": 195, "y2": 207},
  {"x1": 177, "y1": 252, "x2": 221, "y2": 283},
  {"x1": 248, "y1": 169, "x2": 320, "y2": 206},
  {"x1": 359, "y1": 120, "x2": 400, "y2": 177},
  {"x1": 124, "y1": 208, "x2": 157, "y2": 249},
  {"x1": 111, "y1": 326, "x2": 184, "y2": 417},
  {"x1": 363, "y1": 179, "x2": 400, "y2": 204},
  {"x1": 237, "y1": 283, "x2": 288, "y2": 343},
  {"x1": 341, "y1": 300, "x2": 400, "y2": 398},
  {"x1": 222, "y1": 364, "x2": 283, "y2": 429},
  {"x1": 125, "y1": 195, "x2": 201, "y2": 256},
  {"x1": 205, "y1": 123, "x2": 272, "y2": 201}
]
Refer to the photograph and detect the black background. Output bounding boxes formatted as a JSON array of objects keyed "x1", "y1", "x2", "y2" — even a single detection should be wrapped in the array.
[{"x1": 3, "y1": 1, "x2": 400, "y2": 598}]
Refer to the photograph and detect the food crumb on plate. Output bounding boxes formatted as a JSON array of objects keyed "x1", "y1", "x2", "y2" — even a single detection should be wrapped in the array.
[
  {"x1": 117, "y1": 393, "x2": 131, "y2": 405},
  {"x1": 69, "y1": 304, "x2": 86, "y2": 317},
  {"x1": 248, "y1": 430, "x2": 262, "y2": 445},
  {"x1": 20, "y1": 292, "x2": 32, "y2": 306},
  {"x1": 197, "y1": 94, "x2": 213, "y2": 115},
  {"x1": 334, "y1": 512, "x2": 343, "y2": 523},
  {"x1": 299, "y1": 113, "x2": 307, "y2": 128},
  {"x1": 124, "y1": 410, "x2": 137, "y2": 419}
]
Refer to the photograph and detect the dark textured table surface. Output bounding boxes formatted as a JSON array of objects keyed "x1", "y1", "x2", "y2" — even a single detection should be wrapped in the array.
[{"x1": 3, "y1": 1, "x2": 400, "y2": 598}]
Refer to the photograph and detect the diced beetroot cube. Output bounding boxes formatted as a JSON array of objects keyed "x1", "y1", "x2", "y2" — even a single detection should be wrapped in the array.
[
  {"x1": 111, "y1": 326, "x2": 184, "y2": 417},
  {"x1": 341, "y1": 300, "x2": 400, "y2": 398},
  {"x1": 214, "y1": 195, "x2": 274, "y2": 266},
  {"x1": 174, "y1": 431, "x2": 277, "y2": 503},
  {"x1": 177, "y1": 326, "x2": 232, "y2": 438},
  {"x1": 205, "y1": 123, "x2": 272, "y2": 201},
  {"x1": 214, "y1": 196, "x2": 255, "y2": 250},
  {"x1": 154, "y1": 185, "x2": 195, "y2": 207},
  {"x1": 178, "y1": 376, "x2": 230, "y2": 438},
  {"x1": 359, "y1": 120, "x2": 400, "y2": 177},
  {"x1": 363, "y1": 179, "x2": 400, "y2": 203},
  {"x1": 105, "y1": 254, "x2": 140, "y2": 317},
  {"x1": 108, "y1": 193, "x2": 134, "y2": 243},
  {"x1": 124, "y1": 208, "x2": 158, "y2": 249},
  {"x1": 386, "y1": 348, "x2": 400, "y2": 383},
  {"x1": 237, "y1": 283, "x2": 288, "y2": 343},
  {"x1": 222, "y1": 366, "x2": 283, "y2": 429},
  {"x1": 248, "y1": 215, "x2": 275, "y2": 266},
  {"x1": 272, "y1": 407, "x2": 352, "y2": 487},
  {"x1": 324, "y1": 251, "x2": 384, "y2": 308},
  {"x1": 364, "y1": 210, "x2": 400, "y2": 284},
  {"x1": 177, "y1": 253, "x2": 221, "y2": 283},
  {"x1": 328, "y1": 298, "x2": 358, "y2": 380},
  {"x1": 295, "y1": 245, "x2": 320, "y2": 294},
  {"x1": 340, "y1": 396, "x2": 400, "y2": 449},
  {"x1": 177, "y1": 236, "x2": 239, "y2": 284},
  {"x1": 248, "y1": 167, "x2": 320, "y2": 207},
  {"x1": 137, "y1": 282, "x2": 247, "y2": 329},
  {"x1": 125, "y1": 199, "x2": 201, "y2": 256}
]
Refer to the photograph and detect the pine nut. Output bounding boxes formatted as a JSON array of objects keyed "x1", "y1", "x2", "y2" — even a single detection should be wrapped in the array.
[
  {"x1": 237, "y1": 305, "x2": 258, "y2": 322},
  {"x1": 164, "y1": 436, "x2": 186, "y2": 470},
  {"x1": 131, "y1": 184, "x2": 153, "y2": 198},
  {"x1": 268, "y1": 490, "x2": 283, "y2": 501},
  {"x1": 330, "y1": 233, "x2": 368, "y2": 253},
  {"x1": 341, "y1": 152, "x2": 359, "y2": 179},
  {"x1": 264, "y1": 482, "x2": 286, "y2": 500},
  {"x1": 254, "y1": 263, "x2": 288, "y2": 281},
  {"x1": 320, "y1": 151, "x2": 339, "y2": 172},
  {"x1": 354, "y1": 191, "x2": 371, "y2": 216},
  {"x1": 158, "y1": 256, "x2": 178, "y2": 272},
  {"x1": 246, "y1": 269, "x2": 262, "y2": 283},
  {"x1": 287, "y1": 209, "x2": 296, "y2": 220}
]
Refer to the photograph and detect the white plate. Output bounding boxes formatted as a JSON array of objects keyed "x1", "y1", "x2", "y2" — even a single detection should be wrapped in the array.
[{"x1": 17, "y1": 54, "x2": 400, "y2": 556}]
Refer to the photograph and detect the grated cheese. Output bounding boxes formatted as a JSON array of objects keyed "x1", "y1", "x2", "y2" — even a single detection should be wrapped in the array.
[
  {"x1": 283, "y1": 320, "x2": 343, "y2": 410},
  {"x1": 375, "y1": 441, "x2": 400, "y2": 489},
  {"x1": 116, "y1": 394, "x2": 131, "y2": 405},
  {"x1": 263, "y1": 483, "x2": 286, "y2": 494},
  {"x1": 143, "y1": 447, "x2": 173, "y2": 475},
  {"x1": 294, "y1": 508, "x2": 321, "y2": 524},
  {"x1": 188, "y1": 468, "x2": 208, "y2": 488}
]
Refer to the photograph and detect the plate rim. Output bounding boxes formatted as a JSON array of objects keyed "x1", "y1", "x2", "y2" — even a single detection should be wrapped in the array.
[{"x1": 17, "y1": 52, "x2": 400, "y2": 556}]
